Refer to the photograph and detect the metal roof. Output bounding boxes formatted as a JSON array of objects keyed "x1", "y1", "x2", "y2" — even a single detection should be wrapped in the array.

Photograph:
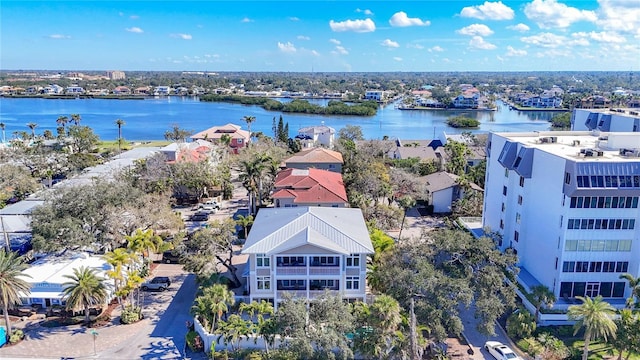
[{"x1": 241, "y1": 207, "x2": 373, "y2": 255}]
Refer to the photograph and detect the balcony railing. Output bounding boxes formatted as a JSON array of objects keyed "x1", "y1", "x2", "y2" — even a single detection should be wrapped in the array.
[
  {"x1": 276, "y1": 267, "x2": 307, "y2": 275},
  {"x1": 309, "y1": 266, "x2": 340, "y2": 275},
  {"x1": 276, "y1": 290, "x2": 307, "y2": 298}
]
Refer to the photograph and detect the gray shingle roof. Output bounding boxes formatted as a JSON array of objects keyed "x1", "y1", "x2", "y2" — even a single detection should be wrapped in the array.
[{"x1": 241, "y1": 207, "x2": 373, "y2": 255}]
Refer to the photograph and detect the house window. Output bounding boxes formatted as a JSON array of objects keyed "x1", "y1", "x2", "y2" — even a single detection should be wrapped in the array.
[
  {"x1": 311, "y1": 256, "x2": 339, "y2": 267},
  {"x1": 346, "y1": 255, "x2": 360, "y2": 267},
  {"x1": 499, "y1": 219, "x2": 504, "y2": 229},
  {"x1": 616, "y1": 262, "x2": 629, "y2": 273},
  {"x1": 237, "y1": 139, "x2": 243, "y2": 144},
  {"x1": 514, "y1": 231, "x2": 519, "y2": 242},
  {"x1": 501, "y1": 203, "x2": 505, "y2": 212},
  {"x1": 565, "y1": 172, "x2": 571, "y2": 184},
  {"x1": 257, "y1": 276, "x2": 271, "y2": 290},
  {"x1": 256, "y1": 254, "x2": 270, "y2": 267},
  {"x1": 515, "y1": 213, "x2": 521, "y2": 224},
  {"x1": 346, "y1": 276, "x2": 360, "y2": 290},
  {"x1": 277, "y1": 256, "x2": 305, "y2": 267},
  {"x1": 503, "y1": 186, "x2": 507, "y2": 196},
  {"x1": 517, "y1": 195, "x2": 523, "y2": 205},
  {"x1": 586, "y1": 283, "x2": 600, "y2": 298},
  {"x1": 519, "y1": 176, "x2": 525, "y2": 187}
]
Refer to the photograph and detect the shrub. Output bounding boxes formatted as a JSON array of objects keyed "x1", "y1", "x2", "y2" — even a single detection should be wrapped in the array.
[
  {"x1": 120, "y1": 306, "x2": 142, "y2": 324},
  {"x1": 506, "y1": 309, "x2": 536, "y2": 340},
  {"x1": 9, "y1": 329, "x2": 24, "y2": 344},
  {"x1": 186, "y1": 330, "x2": 204, "y2": 352}
]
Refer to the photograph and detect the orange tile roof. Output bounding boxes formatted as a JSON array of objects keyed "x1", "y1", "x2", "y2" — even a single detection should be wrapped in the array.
[{"x1": 272, "y1": 168, "x2": 347, "y2": 204}]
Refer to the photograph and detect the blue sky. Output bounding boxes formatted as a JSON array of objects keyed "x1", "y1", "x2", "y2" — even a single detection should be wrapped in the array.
[{"x1": 1, "y1": 0, "x2": 638, "y2": 72}]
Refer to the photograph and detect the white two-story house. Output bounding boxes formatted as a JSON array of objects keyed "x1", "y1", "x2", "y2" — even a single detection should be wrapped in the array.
[{"x1": 241, "y1": 207, "x2": 373, "y2": 307}]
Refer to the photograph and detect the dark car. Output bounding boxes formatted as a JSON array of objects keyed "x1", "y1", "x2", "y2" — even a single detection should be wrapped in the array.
[
  {"x1": 141, "y1": 276, "x2": 171, "y2": 291},
  {"x1": 162, "y1": 251, "x2": 181, "y2": 264},
  {"x1": 190, "y1": 212, "x2": 209, "y2": 222}
]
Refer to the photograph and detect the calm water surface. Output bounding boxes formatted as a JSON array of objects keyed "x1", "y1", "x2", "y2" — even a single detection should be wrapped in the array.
[{"x1": 0, "y1": 97, "x2": 558, "y2": 141}]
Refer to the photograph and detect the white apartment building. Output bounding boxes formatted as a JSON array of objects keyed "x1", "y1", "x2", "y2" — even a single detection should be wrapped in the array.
[
  {"x1": 241, "y1": 207, "x2": 373, "y2": 307},
  {"x1": 483, "y1": 131, "x2": 640, "y2": 309},
  {"x1": 572, "y1": 108, "x2": 640, "y2": 132}
]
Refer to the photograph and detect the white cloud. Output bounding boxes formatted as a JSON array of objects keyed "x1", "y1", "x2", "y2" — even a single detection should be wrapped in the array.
[
  {"x1": 457, "y1": 24, "x2": 494, "y2": 36},
  {"x1": 507, "y1": 23, "x2": 530, "y2": 32},
  {"x1": 506, "y1": 46, "x2": 527, "y2": 56},
  {"x1": 130, "y1": 15, "x2": 139, "y2": 20},
  {"x1": 48, "y1": 34, "x2": 71, "y2": 39},
  {"x1": 289, "y1": 17, "x2": 300, "y2": 21},
  {"x1": 297, "y1": 35, "x2": 310, "y2": 40},
  {"x1": 171, "y1": 33, "x2": 192, "y2": 40},
  {"x1": 407, "y1": 43, "x2": 425, "y2": 49},
  {"x1": 596, "y1": 0, "x2": 640, "y2": 34},
  {"x1": 381, "y1": 39, "x2": 400, "y2": 48},
  {"x1": 277, "y1": 41, "x2": 297, "y2": 53},
  {"x1": 126, "y1": 27, "x2": 144, "y2": 33},
  {"x1": 460, "y1": 1, "x2": 515, "y2": 20},
  {"x1": 429, "y1": 46, "x2": 445, "y2": 52},
  {"x1": 521, "y1": 32, "x2": 590, "y2": 47},
  {"x1": 356, "y1": 8, "x2": 373, "y2": 16},
  {"x1": 469, "y1": 36, "x2": 497, "y2": 49},
  {"x1": 389, "y1": 11, "x2": 430, "y2": 27},
  {"x1": 524, "y1": 0, "x2": 597, "y2": 29},
  {"x1": 329, "y1": 38, "x2": 341, "y2": 45},
  {"x1": 572, "y1": 31, "x2": 626, "y2": 43},
  {"x1": 331, "y1": 45, "x2": 349, "y2": 55},
  {"x1": 393, "y1": 57, "x2": 403, "y2": 62},
  {"x1": 329, "y1": 18, "x2": 376, "y2": 33},
  {"x1": 310, "y1": 50, "x2": 320, "y2": 56},
  {"x1": 241, "y1": 17, "x2": 253, "y2": 23}
]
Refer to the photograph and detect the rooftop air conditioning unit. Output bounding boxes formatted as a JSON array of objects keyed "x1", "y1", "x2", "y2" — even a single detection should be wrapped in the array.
[{"x1": 573, "y1": 140, "x2": 581, "y2": 146}]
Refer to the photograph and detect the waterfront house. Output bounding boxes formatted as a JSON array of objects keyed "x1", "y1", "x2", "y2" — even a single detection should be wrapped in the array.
[
  {"x1": 365, "y1": 90, "x2": 386, "y2": 101},
  {"x1": 65, "y1": 86, "x2": 85, "y2": 94},
  {"x1": 295, "y1": 124, "x2": 335, "y2": 148},
  {"x1": 241, "y1": 207, "x2": 373, "y2": 307},
  {"x1": 190, "y1": 123, "x2": 250, "y2": 154},
  {"x1": 272, "y1": 168, "x2": 348, "y2": 208},
  {"x1": 283, "y1": 147, "x2": 344, "y2": 173},
  {"x1": 113, "y1": 86, "x2": 131, "y2": 95}
]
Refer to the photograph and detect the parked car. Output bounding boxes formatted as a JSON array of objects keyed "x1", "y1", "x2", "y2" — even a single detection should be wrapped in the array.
[
  {"x1": 197, "y1": 200, "x2": 221, "y2": 213},
  {"x1": 162, "y1": 251, "x2": 181, "y2": 264},
  {"x1": 484, "y1": 341, "x2": 522, "y2": 360},
  {"x1": 141, "y1": 276, "x2": 171, "y2": 291},
  {"x1": 190, "y1": 211, "x2": 210, "y2": 222}
]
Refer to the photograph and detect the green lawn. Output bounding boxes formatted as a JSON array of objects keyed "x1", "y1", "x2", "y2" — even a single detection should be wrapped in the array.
[
  {"x1": 98, "y1": 140, "x2": 171, "y2": 152},
  {"x1": 571, "y1": 340, "x2": 640, "y2": 360}
]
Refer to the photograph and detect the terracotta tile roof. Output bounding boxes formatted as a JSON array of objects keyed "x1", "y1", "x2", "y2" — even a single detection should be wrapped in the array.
[
  {"x1": 272, "y1": 168, "x2": 347, "y2": 204},
  {"x1": 284, "y1": 147, "x2": 344, "y2": 164}
]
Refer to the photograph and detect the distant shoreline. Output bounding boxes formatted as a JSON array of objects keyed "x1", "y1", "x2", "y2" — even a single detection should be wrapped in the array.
[{"x1": 398, "y1": 106, "x2": 496, "y2": 112}]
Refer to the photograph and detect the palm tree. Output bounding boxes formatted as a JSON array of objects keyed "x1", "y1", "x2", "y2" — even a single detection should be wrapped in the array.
[
  {"x1": 0, "y1": 250, "x2": 31, "y2": 341},
  {"x1": 26, "y1": 122, "x2": 38, "y2": 139},
  {"x1": 215, "y1": 314, "x2": 252, "y2": 352},
  {"x1": 0, "y1": 122, "x2": 6, "y2": 143},
  {"x1": 115, "y1": 118, "x2": 125, "y2": 153},
  {"x1": 62, "y1": 266, "x2": 108, "y2": 325},
  {"x1": 243, "y1": 115, "x2": 255, "y2": 147},
  {"x1": 126, "y1": 228, "x2": 167, "y2": 262},
  {"x1": 104, "y1": 248, "x2": 136, "y2": 308},
  {"x1": 235, "y1": 214, "x2": 254, "y2": 239},
  {"x1": 191, "y1": 284, "x2": 235, "y2": 333},
  {"x1": 71, "y1": 113, "x2": 81, "y2": 126},
  {"x1": 397, "y1": 195, "x2": 416, "y2": 241},
  {"x1": 530, "y1": 285, "x2": 557, "y2": 321},
  {"x1": 568, "y1": 296, "x2": 618, "y2": 360},
  {"x1": 619, "y1": 273, "x2": 640, "y2": 308},
  {"x1": 370, "y1": 294, "x2": 403, "y2": 359},
  {"x1": 56, "y1": 115, "x2": 69, "y2": 136}
]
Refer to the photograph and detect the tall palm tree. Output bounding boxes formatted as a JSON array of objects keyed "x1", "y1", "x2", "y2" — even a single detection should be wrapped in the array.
[
  {"x1": 0, "y1": 250, "x2": 31, "y2": 341},
  {"x1": 619, "y1": 273, "x2": 640, "y2": 308},
  {"x1": 0, "y1": 122, "x2": 6, "y2": 143},
  {"x1": 568, "y1": 296, "x2": 618, "y2": 360},
  {"x1": 192, "y1": 284, "x2": 235, "y2": 333},
  {"x1": 115, "y1": 118, "x2": 125, "y2": 153},
  {"x1": 26, "y1": 122, "x2": 38, "y2": 139},
  {"x1": 370, "y1": 294, "x2": 403, "y2": 359},
  {"x1": 104, "y1": 248, "x2": 136, "y2": 308},
  {"x1": 62, "y1": 266, "x2": 108, "y2": 325},
  {"x1": 243, "y1": 115, "x2": 255, "y2": 147},
  {"x1": 71, "y1": 113, "x2": 81, "y2": 126},
  {"x1": 126, "y1": 228, "x2": 167, "y2": 262},
  {"x1": 530, "y1": 284, "x2": 557, "y2": 321},
  {"x1": 56, "y1": 115, "x2": 69, "y2": 136},
  {"x1": 235, "y1": 214, "x2": 254, "y2": 239}
]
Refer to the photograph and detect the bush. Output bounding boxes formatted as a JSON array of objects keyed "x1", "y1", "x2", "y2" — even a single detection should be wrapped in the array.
[
  {"x1": 506, "y1": 309, "x2": 536, "y2": 340},
  {"x1": 446, "y1": 116, "x2": 480, "y2": 128},
  {"x1": 9, "y1": 329, "x2": 24, "y2": 344},
  {"x1": 186, "y1": 330, "x2": 204, "y2": 352},
  {"x1": 120, "y1": 306, "x2": 142, "y2": 324}
]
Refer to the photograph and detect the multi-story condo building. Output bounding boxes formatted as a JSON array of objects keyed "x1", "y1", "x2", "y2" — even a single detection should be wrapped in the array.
[
  {"x1": 572, "y1": 108, "x2": 640, "y2": 132},
  {"x1": 241, "y1": 207, "x2": 373, "y2": 307},
  {"x1": 106, "y1": 70, "x2": 126, "y2": 80},
  {"x1": 483, "y1": 131, "x2": 640, "y2": 309}
]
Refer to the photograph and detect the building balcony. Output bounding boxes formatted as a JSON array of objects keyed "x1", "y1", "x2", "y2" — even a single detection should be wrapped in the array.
[
  {"x1": 276, "y1": 266, "x2": 307, "y2": 275},
  {"x1": 309, "y1": 266, "x2": 340, "y2": 275}
]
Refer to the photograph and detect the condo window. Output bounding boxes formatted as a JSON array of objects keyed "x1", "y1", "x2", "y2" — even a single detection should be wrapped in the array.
[
  {"x1": 346, "y1": 255, "x2": 360, "y2": 267},
  {"x1": 514, "y1": 231, "x2": 519, "y2": 242},
  {"x1": 503, "y1": 186, "x2": 507, "y2": 196},
  {"x1": 519, "y1": 176, "x2": 525, "y2": 187},
  {"x1": 346, "y1": 276, "x2": 360, "y2": 290},
  {"x1": 257, "y1": 276, "x2": 271, "y2": 290},
  {"x1": 256, "y1": 254, "x2": 270, "y2": 267},
  {"x1": 564, "y1": 172, "x2": 571, "y2": 184}
]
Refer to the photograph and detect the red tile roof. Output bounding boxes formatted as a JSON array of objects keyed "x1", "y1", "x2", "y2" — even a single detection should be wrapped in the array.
[{"x1": 272, "y1": 168, "x2": 348, "y2": 204}]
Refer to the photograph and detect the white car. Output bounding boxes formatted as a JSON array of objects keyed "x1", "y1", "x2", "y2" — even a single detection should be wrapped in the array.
[
  {"x1": 197, "y1": 201, "x2": 221, "y2": 213},
  {"x1": 484, "y1": 341, "x2": 523, "y2": 360}
]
